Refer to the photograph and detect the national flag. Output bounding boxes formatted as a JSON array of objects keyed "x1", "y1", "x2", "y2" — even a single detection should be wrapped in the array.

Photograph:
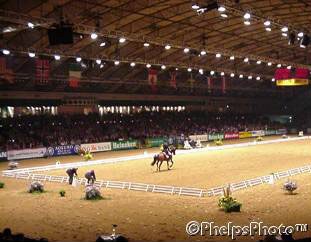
[
  {"x1": 169, "y1": 71, "x2": 177, "y2": 89},
  {"x1": 207, "y1": 76, "x2": 212, "y2": 92},
  {"x1": 222, "y1": 76, "x2": 226, "y2": 94},
  {"x1": 0, "y1": 57, "x2": 14, "y2": 83},
  {"x1": 69, "y1": 64, "x2": 81, "y2": 88},
  {"x1": 274, "y1": 68, "x2": 291, "y2": 80},
  {"x1": 36, "y1": 59, "x2": 50, "y2": 85},
  {"x1": 148, "y1": 69, "x2": 157, "y2": 92}
]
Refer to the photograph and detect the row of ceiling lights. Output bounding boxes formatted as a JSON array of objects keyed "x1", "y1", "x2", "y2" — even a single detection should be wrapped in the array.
[
  {"x1": 191, "y1": 3, "x2": 310, "y2": 48},
  {"x1": 1, "y1": 48, "x2": 269, "y2": 81}
]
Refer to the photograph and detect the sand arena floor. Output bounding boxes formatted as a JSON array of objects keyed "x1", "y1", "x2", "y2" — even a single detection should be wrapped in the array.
[{"x1": 0, "y1": 137, "x2": 310, "y2": 242}]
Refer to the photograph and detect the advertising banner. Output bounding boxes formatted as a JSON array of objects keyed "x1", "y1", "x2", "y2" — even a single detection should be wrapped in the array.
[
  {"x1": 7, "y1": 147, "x2": 47, "y2": 160},
  {"x1": 145, "y1": 138, "x2": 165, "y2": 148},
  {"x1": 189, "y1": 134, "x2": 208, "y2": 142},
  {"x1": 80, "y1": 142, "x2": 111, "y2": 153},
  {"x1": 0, "y1": 150, "x2": 7, "y2": 161},
  {"x1": 251, "y1": 130, "x2": 265, "y2": 137},
  {"x1": 264, "y1": 130, "x2": 276, "y2": 136},
  {"x1": 276, "y1": 129, "x2": 287, "y2": 135},
  {"x1": 208, "y1": 133, "x2": 224, "y2": 141},
  {"x1": 47, "y1": 145, "x2": 80, "y2": 157},
  {"x1": 111, "y1": 140, "x2": 137, "y2": 150},
  {"x1": 238, "y1": 131, "x2": 252, "y2": 139},
  {"x1": 224, "y1": 132, "x2": 239, "y2": 140}
]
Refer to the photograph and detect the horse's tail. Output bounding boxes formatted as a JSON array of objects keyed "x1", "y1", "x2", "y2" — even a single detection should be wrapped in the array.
[{"x1": 151, "y1": 155, "x2": 157, "y2": 166}]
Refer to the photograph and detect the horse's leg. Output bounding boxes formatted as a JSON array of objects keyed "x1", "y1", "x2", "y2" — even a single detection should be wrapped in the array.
[
  {"x1": 167, "y1": 159, "x2": 170, "y2": 170},
  {"x1": 170, "y1": 158, "x2": 174, "y2": 168},
  {"x1": 159, "y1": 160, "x2": 163, "y2": 172}
]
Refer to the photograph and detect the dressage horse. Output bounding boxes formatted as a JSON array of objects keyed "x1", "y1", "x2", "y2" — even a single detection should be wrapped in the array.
[{"x1": 151, "y1": 146, "x2": 176, "y2": 172}]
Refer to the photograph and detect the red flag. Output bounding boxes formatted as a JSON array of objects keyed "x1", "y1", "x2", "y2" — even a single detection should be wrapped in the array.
[
  {"x1": 222, "y1": 76, "x2": 226, "y2": 94},
  {"x1": 169, "y1": 71, "x2": 177, "y2": 89},
  {"x1": 274, "y1": 68, "x2": 291, "y2": 80},
  {"x1": 69, "y1": 64, "x2": 81, "y2": 88},
  {"x1": 0, "y1": 57, "x2": 14, "y2": 83},
  {"x1": 207, "y1": 76, "x2": 212, "y2": 92},
  {"x1": 148, "y1": 69, "x2": 157, "y2": 92},
  {"x1": 36, "y1": 59, "x2": 50, "y2": 85},
  {"x1": 295, "y1": 68, "x2": 309, "y2": 79}
]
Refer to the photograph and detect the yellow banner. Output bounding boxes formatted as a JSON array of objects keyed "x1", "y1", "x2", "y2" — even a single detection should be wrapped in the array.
[
  {"x1": 239, "y1": 131, "x2": 252, "y2": 139},
  {"x1": 276, "y1": 78, "x2": 309, "y2": 86}
]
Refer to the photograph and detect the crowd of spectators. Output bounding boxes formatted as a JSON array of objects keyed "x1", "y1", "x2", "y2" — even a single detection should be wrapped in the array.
[{"x1": 0, "y1": 111, "x2": 284, "y2": 150}]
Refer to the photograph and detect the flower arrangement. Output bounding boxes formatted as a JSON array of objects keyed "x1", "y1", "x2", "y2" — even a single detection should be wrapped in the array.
[
  {"x1": 59, "y1": 189, "x2": 66, "y2": 197},
  {"x1": 218, "y1": 186, "x2": 242, "y2": 213},
  {"x1": 256, "y1": 136, "x2": 263, "y2": 142},
  {"x1": 282, "y1": 134, "x2": 288, "y2": 139},
  {"x1": 84, "y1": 151, "x2": 93, "y2": 161},
  {"x1": 8, "y1": 161, "x2": 19, "y2": 170},
  {"x1": 215, "y1": 139, "x2": 223, "y2": 146},
  {"x1": 28, "y1": 181, "x2": 44, "y2": 193},
  {"x1": 0, "y1": 181, "x2": 5, "y2": 189},
  {"x1": 85, "y1": 185, "x2": 102, "y2": 200},
  {"x1": 283, "y1": 180, "x2": 297, "y2": 194}
]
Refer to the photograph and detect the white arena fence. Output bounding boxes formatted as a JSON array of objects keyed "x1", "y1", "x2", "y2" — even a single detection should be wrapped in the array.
[
  {"x1": 2, "y1": 136, "x2": 310, "y2": 175},
  {"x1": 2, "y1": 164, "x2": 311, "y2": 198}
]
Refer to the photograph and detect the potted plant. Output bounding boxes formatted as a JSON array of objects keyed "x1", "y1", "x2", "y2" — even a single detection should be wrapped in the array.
[
  {"x1": 0, "y1": 182, "x2": 4, "y2": 189},
  {"x1": 283, "y1": 180, "x2": 297, "y2": 194},
  {"x1": 28, "y1": 181, "x2": 44, "y2": 193},
  {"x1": 59, "y1": 189, "x2": 66, "y2": 197},
  {"x1": 215, "y1": 139, "x2": 223, "y2": 146},
  {"x1": 218, "y1": 186, "x2": 242, "y2": 213}
]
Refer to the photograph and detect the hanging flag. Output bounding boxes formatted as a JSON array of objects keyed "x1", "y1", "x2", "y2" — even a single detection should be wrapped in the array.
[
  {"x1": 0, "y1": 57, "x2": 14, "y2": 83},
  {"x1": 295, "y1": 68, "x2": 309, "y2": 79},
  {"x1": 36, "y1": 59, "x2": 50, "y2": 85},
  {"x1": 169, "y1": 71, "x2": 177, "y2": 89},
  {"x1": 207, "y1": 76, "x2": 212, "y2": 92},
  {"x1": 274, "y1": 68, "x2": 291, "y2": 80},
  {"x1": 69, "y1": 64, "x2": 81, "y2": 88},
  {"x1": 222, "y1": 76, "x2": 226, "y2": 94},
  {"x1": 148, "y1": 69, "x2": 158, "y2": 92}
]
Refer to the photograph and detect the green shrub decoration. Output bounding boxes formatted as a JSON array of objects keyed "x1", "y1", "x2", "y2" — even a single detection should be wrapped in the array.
[
  {"x1": 215, "y1": 139, "x2": 223, "y2": 146},
  {"x1": 0, "y1": 182, "x2": 5, "y2": 189},
  {"x1": 59, "y1": 190, "x2": 66, "y2": 197},
  {"x1": 218, "y1": 186, "x2": 242, "y2": 213},
  {"x1": 256, "y1": 136, "x2": 263, "y2": 142}
]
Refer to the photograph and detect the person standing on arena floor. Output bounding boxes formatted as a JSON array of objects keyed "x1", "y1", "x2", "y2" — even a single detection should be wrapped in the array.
[
  {"x1": 66, "y1": 167, "x2": 78, "y2": 185},
  {"x1": 85, "y1": 170, "x2": 96, "y2": 185}
]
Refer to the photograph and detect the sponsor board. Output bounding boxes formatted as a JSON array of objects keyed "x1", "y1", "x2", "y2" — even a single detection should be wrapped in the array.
[
  {"x1": 224, "y1": 132, "x2": 239, "y2": 140},
  {"x1": 7, "y1": 147, "x2": 47, "y2": 160},
  {"x1": 145, "y1": 138, "x2": 165, "y2": 148},
  {"x1": 238, "y1": 131, "x2": 252, "y2": 139},
  {"x1": 276, "y1": 129, "x2": 287, "y2": 135},
  {"x1": 47, "y1": 145, "x2": 80, "y2": 156},
  {"x1": 208, "y1": 133, "x2": 224, "y2": 141},
  {"x1": 189, "y1": 134, "x2": 208, "y2": 142},
  {"x1": 80, "y1": 142, "x2": 111, "y2": 153},
  {"x1": 251, "y1": 130, "x2": 265, "y2": 137},
  {"x1": 112, "y1": 140, "x2": 138, "y2": 150},
  {"x1": 264, "y1": 130, "x2": 276, "y2": 136},
  {"x1": 0, "y1": 150, "x2": 7, "y2": 161}
]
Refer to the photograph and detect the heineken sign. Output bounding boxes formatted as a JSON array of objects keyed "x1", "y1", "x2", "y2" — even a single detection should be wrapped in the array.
[{"x1": 112, "y1": 140, "x2": 137, "y2": 150}]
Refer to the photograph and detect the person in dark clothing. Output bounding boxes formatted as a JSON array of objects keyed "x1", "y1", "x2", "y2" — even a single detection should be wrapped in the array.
[
  {"x1": 85, "y1": 170, "x2": 96, "y2": 185},
  {"x1": 162, "y1": 143, "x2": 171, "y2": 159},
  {"x1": 66, "y1": 168, "x2": 78, "y2": 185}
]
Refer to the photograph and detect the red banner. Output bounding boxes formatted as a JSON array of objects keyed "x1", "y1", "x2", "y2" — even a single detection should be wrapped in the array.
[
  {"x1": 0, "y1": 57, "x2": 14, "y2": 83},
  {"x1": 295, "y1": 68, "x2": 309, "y2": 79},
  {"x1": 36, "y1": 59, "x2": 50, "y2": 85},
  {"x1": 148, "y1": 69, "x2": 157, "y2": 93},
  {"x1": 274, "y1": 68, "x2": 291, "y2": 80},
  {"x1": 224, "y1": 132, "x2": 239, "y2": 140},
  {"x1": 207, "y1": 76, "x2": 212, "y2": 91},
  {"x1": 169, "y1": 71, "x2": 177, "y2": 89}
]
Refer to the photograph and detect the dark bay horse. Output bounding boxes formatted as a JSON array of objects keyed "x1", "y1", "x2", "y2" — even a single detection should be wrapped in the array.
[{"x1": 151, "y1": 146, "x2": 176, "y2": 172}]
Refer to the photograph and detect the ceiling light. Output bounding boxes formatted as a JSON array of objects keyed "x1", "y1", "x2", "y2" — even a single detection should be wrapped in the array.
[
  {"x1": 184, "y1": 48, "x2": 190, "y2": 53},
  {"x1": 2, "y1": 49, "x2": 10, "y2": 55},
  {"x1": 230, "y1": 73, "x2": 235, "y2": 77},
  {"x1": 265, "y1": 27, "x2": 271, "y2": 32},
  {"x1": 91, "y1": 32, "x2": 98, "y2": 39},
  {"x1": 96, "y1": 59, "x2": 101, "y2": 65},
  {"x1": 256, "y1": 76, "x2": 260, "y2": 80},
  {"x1": 239, "y1": 74, "x2": 243, "y2": 78},
  {"x1": 281, "y1": 26, "x2": 288, "y2": 32},
  {"x1": 100, "y1": 64, "x2": 104, "y2": 69},
  {"x1": 161, "y1": 65, "x2": 166, "y2": 70},
  {"x1": 54, "y1": 55, "x2": 60, "y2": 60},
  {"x1": 175, "y1": 68, "x2": 178, "y2": 71},
  {"x1": 248, "y1": 76, "x2": 252, "y2": 79},
  {"x1": 267, "y1": 62, "x2": 272, "y2": 66},
  {"x1": 143, "y1": 42, "x2": 150, "y2": 47},
  {"x1": 27, "y1": 22, "x2": 34, "y2": 28},
  {"x1": 199, "y1": 68, "x2": 204, "y2": 74},
  {"x1": 119, "y1": 37, "x2": 126, "y2": 43},
  {"x1": 99, "y1": 42, "x2": 106, "y2": 47},
  {"x1": 282, "y1": 33, "x2": 288, "y2": 37},
  {"x1": 277, "y1": 64, "x2": 282, "y2": 68},
  {"x1": 272, "y1": 78, "x2": 275, "y2": 82},
  {"x1": 230, "y1": 56, "x2": 235, "y2": 60},
  {"x1": 192, "y1": 3, "x2": 200, "y2": 10},
  {"x1": 244, "y1": 57, "x2": 249, "y2": 62},
  {"x1": 218, "y1": 6, "x2": 226, "y2": 12},
  {"x1": 264, "y1": 20, "x2": 271, "y2": 26},
  {"x1": 187, "y1": 67, "x2": 192, "y2": 72},
  {"x1": 221, "y1": 72, "x2": 225, "y2": 76},
  {"x1": 220, "y1": 13, "x2": 228, "y2": 18},
  {"x1": 256, "y1": 60, "x2": 261, "y2": 64},
  {"x1": 216, "y1": 53, "x2": 221, "y2": 58},
  {"x1": 210, "y1": 70, "x2": 215, "y2": 75},
  {"x1": 287, "y1": 65, "x2": 291, "y2": 69},
  {"x1": 165, "y1": 44, "x2": 171, "y2": 50},
  {"x1": 244, "y1": 13, "x2": 251, "y2": 19},
  {"x1": 114, "y1": 60, "x2": 120, "y2": 65},
  {"x1": 28, "y1": 52, "x2": 35, "y2": 58},
  {"x1": 200, "y1": 50, "x2": 206, "y2": 55},
  {"x1": 244, "y1": 20, "x2": 251, "y2": 25},
  {"x1": 76, "y1": 57, "x2": 82, "y2": 62},
  {"x1": 298, "y1": 32, "x2": 304, "y2": 38},
  {"x1": 146, "y1": 63, "x2": 151, "y2": 68},
  {"x1": 130, "y1": 62, "x2": 136, "y2": 67}
]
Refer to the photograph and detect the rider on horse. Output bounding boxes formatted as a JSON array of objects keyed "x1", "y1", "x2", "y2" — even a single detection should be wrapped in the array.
[{"x1": 161, "y1": 143, "x2": 171, "y2": 159}]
